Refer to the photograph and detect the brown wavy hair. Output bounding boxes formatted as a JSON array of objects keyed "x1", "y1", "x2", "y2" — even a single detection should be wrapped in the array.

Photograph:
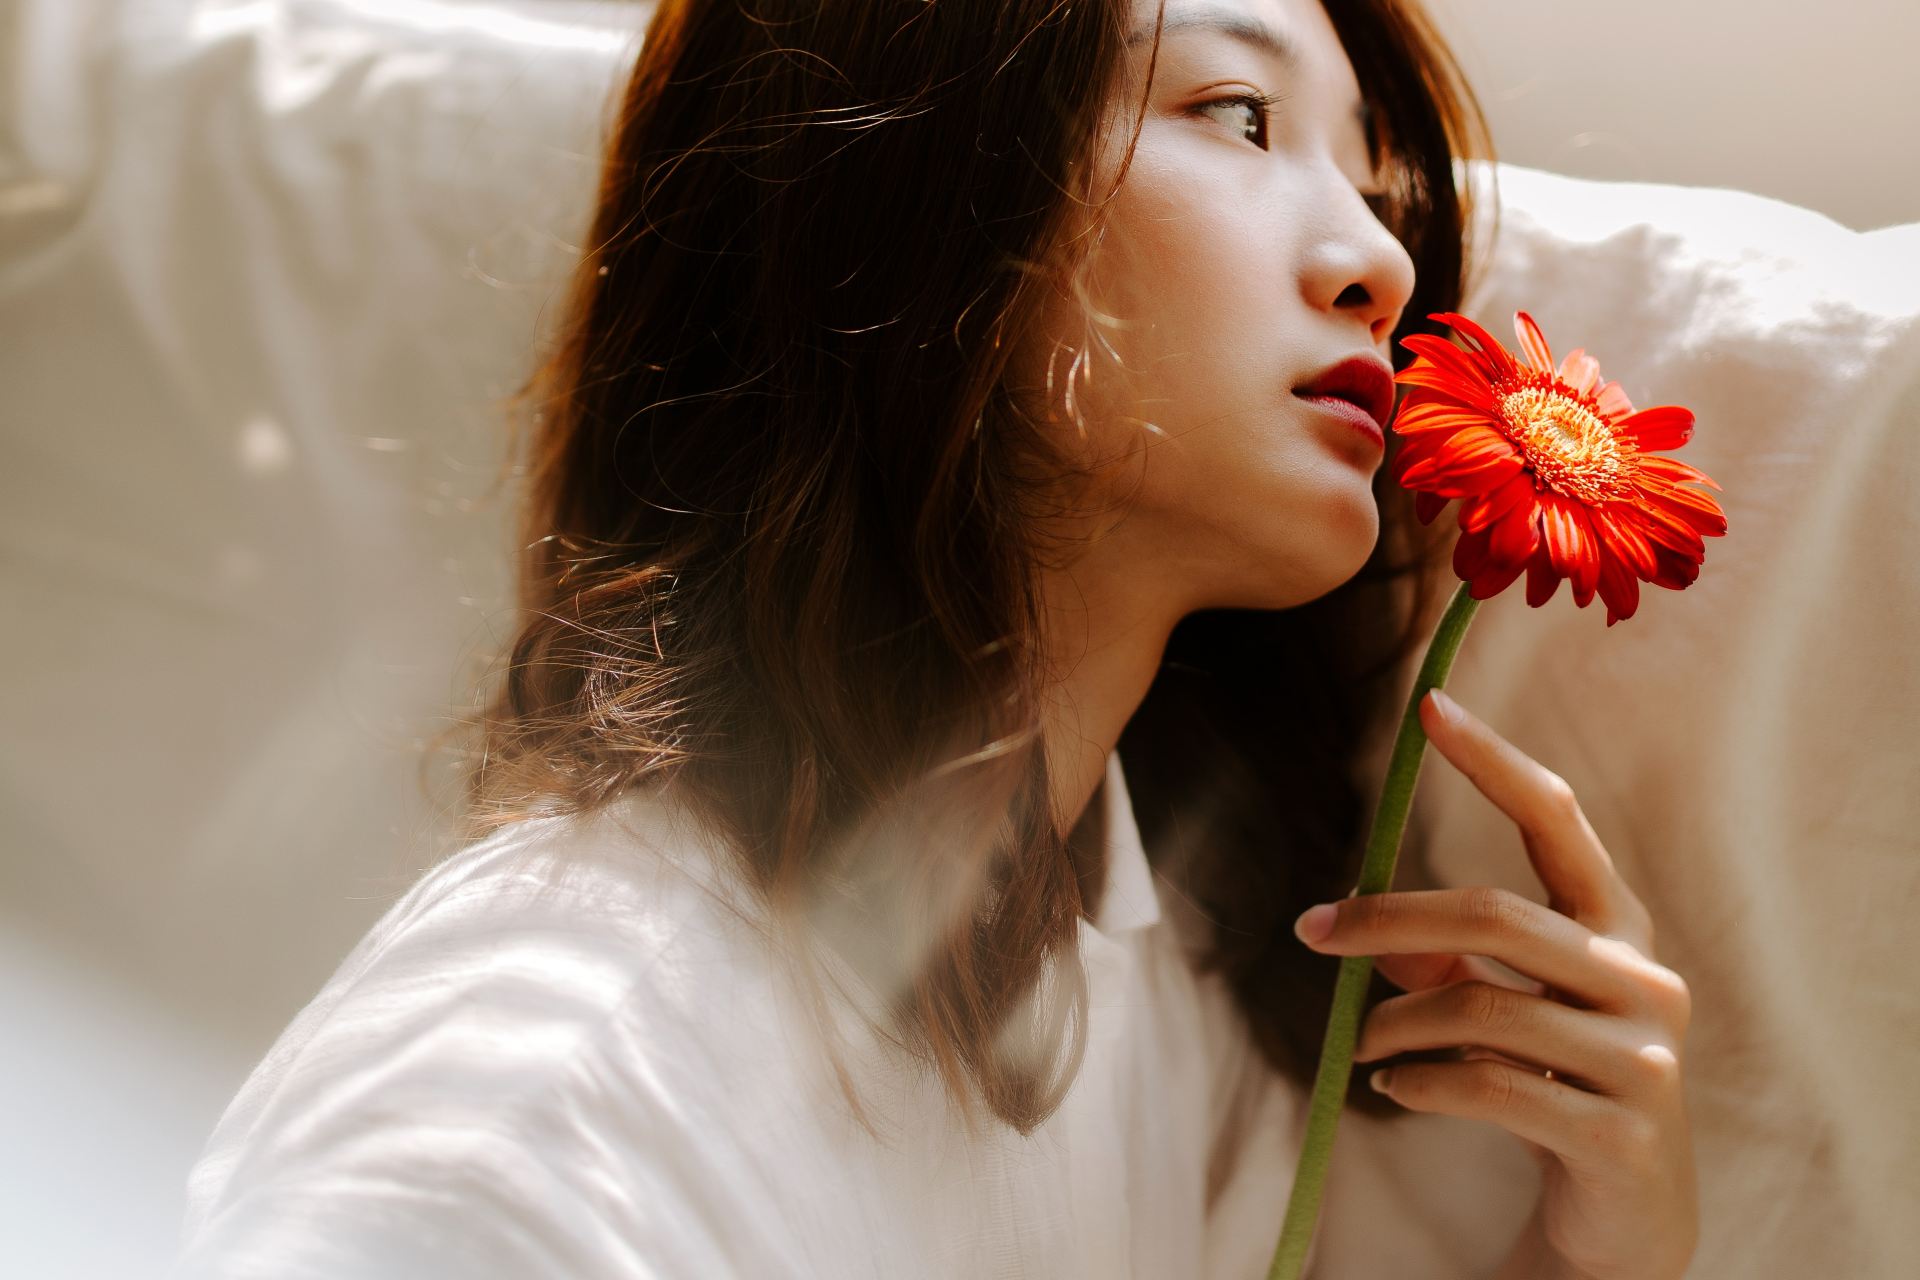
[{"x1": 433, "y1": 0, "x2": 1497, "y2": 1142}]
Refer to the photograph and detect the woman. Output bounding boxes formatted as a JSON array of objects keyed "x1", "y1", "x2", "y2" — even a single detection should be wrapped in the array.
[{"x1": 175, "y1": 1, "x2": 1698, "y2": 1276}]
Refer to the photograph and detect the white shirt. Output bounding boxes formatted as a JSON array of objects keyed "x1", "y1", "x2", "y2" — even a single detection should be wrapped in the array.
[{"x1": 171, "y1": 749, "x2": 1330, "y2": 1279}]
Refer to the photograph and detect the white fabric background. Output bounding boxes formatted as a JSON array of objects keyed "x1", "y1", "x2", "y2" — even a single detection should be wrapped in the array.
[
  {"x1": 1, "y1": 3, "x2": 636, "y2": 1274},
  {"x1": 1387, "y1": 165, "x2": 1920, "y2": 1277},
  {"x1": 2, "y1": 1, "x2": 1916, "y2": 1276}
]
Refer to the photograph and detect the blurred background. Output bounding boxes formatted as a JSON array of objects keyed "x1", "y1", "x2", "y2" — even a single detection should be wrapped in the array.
[
  {"x1": 1, "y1": 1, "x2": 1914, "y2": 1277},
  {"x1": 1428, "y1": 0, "x2": 1919, "y2": 234}
]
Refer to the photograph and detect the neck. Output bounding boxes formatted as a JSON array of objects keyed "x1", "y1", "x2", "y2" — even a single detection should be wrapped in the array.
[{"x1": 1035, "y1": 548, "x2": 1180, "y2": 842}]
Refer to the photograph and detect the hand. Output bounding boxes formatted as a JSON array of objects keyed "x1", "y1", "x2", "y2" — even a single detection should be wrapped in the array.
[{"x1": 1292, "y1": 688, "x2": 1699, "y2": 1280}]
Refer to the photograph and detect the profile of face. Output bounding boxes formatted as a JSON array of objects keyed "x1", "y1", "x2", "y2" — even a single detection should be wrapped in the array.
[{"x1": 1012, "y1": 0, "x2": 1418, "y2": 617}]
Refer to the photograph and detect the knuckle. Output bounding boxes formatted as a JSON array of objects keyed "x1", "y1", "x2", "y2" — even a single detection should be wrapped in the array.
[
  {"x1": 1641, "y1": 964, "x2": 1693, "y2": 1028},
  {"x1": 1455, "y1": 980, "x2": 1522, "y2": 1036},
  {"x1": 1626, "y1": 1041, "x2": 1684, "y2": 1093},
  {"x1": 1464, "y1": 1059, "x2": 1523, "y2": 1115},
  {"x1": 1528, "y1": 771, "x2": 1574, "y2": 821},
  {"x1": 1538, "y1": 771, "x2": 1581, "y2": 817},
  {"x1": 1461, "y1": 885, "x2": 1530, "y2": 939}
]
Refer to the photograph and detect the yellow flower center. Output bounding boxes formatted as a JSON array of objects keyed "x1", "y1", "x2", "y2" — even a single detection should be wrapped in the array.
[{"x1": 1497, "y1": 382, "x2": 1634, "y2": 505}]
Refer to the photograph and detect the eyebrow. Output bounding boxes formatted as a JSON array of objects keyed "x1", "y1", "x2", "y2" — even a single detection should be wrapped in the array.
[
  {"x1": 1127, "y1": 6, "x2": 1299, "y2": 66},
  {"x1": 1127, "y1": 6, "x2": 1374, "y2": 136}
]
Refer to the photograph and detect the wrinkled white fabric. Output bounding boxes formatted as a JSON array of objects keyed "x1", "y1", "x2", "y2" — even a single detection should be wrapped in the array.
[{"x1": 173, "y1": 749, "x2": 1364, "y2": 1279}]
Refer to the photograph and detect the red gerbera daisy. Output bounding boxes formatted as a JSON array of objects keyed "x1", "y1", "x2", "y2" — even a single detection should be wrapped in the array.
[{"x1": 1389, "y1": 310, "x2": 1729, "y2": 626}]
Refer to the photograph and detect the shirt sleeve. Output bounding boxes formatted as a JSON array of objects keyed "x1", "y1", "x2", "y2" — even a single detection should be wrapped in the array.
[
  {"x1": 174, "y1": 1092, "x2": 736, "y2": 1280},
  {"x1": 170, "y1": 842, "x2": 802, "y2": 1280}
]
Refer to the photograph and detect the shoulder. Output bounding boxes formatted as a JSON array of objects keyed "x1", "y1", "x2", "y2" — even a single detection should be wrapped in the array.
[
  {"x1": 226, "y1": 784, "x2": 775, "y2": 1085},
  {"x1": 175, "y1": 785, "x2": 790, "y2": 1278}
]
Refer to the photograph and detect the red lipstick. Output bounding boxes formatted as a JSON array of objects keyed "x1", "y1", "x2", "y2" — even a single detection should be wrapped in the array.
[{"x1": 1293, "y1": 354, "x2": 1396, "y2": 449}]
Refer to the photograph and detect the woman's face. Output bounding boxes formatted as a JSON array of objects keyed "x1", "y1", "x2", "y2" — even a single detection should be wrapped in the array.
[{"x1": 1014, "y1": 0, "x2": 1417, "y2": 615}]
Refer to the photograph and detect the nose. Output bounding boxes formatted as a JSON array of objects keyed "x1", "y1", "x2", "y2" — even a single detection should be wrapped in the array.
[{"x1": 1303, "y1": 177, "x2": 1417, "y2": 351}]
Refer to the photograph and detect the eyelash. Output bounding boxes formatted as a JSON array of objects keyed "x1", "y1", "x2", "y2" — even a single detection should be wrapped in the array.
[
  {"x1": 1191, "y1": 90, "x2": 1286, "y2": 149},
  {"x1": 1191, "y1": 92, "x2": 1393, "y2": 221}
]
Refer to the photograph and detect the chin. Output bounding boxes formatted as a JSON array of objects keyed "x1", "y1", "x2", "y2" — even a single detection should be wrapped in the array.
[
  {"x1": 1209, "y1": 548, "x2": 1372, "y2": 612},
  {"x1": 1177, "y1": 479, "x2": 1382, "y2": 611},
  {"x1": 1251, "y1": 513, "x2": 1381, "y2": 610},
  {"x1": 1330, "y1": 482, "x2": 1383, "y2": 561}
]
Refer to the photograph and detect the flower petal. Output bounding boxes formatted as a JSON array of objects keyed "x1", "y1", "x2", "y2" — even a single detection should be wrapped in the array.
[
  {"x1": 1453, "y1": 524, "x2": 1530, "y2": 600},
  {"x1": 1468, "y1": 555, "x2": 1527, "y2": 601},
  {"x1": 1400, "y1": 334, "x2": 1500, "y2": 394},
  {"x1": 1514, "y1": 311, "x2": 1555, "y2": 376},
  {"x1": 1484, "y1": 490, "x2": 1542, "y2": 573},
  {"x1": 1595, "y1": 543, "x2": 1642, "y2": 627},
  {"x1": 1636, "y1": 453, "x2": 1725, "y2": 492},
  {"x1": 1595, "y1": 380, "x2": 1635, "y2": 419},
  {"x1": 1635, "y1": 500, "x2": 1708, "y2": 559},
  {"x1": 1417, "y1": 421, "x2": 1513, "y2": 459},
  {"x1": 1427, "y1": 311, "x2": 1523, "y2": 382},
  {"x1": 1413, "y1": 490, "x2": 1451, "y2": 525},
  {"x1": 1540, "y1": 493, "x2": 1602, "y2": 605},
  {"x1": 1459, "y1": 470, "x2": 1537, "y2": 534},
  {"x1": 1557, "y1": 348, "x2": 1602, "y2": 396},
  {"x1": 1397, "y1": 420, "x2": 1512, "y2": 470},
  {"x1": 1587, "y1": 503, "x2": 1660, "y2": 578},
  {"x1": 1649, "y1": 542, "x2": 1702, "y2": 590},
  {"x1": 1451, "y1": 524, "x2": 1494, "y2": 581},
  {"x1": 1399, "y1": 439, "x2": 1526, "y2": 497},
  {"x1": 1638, "y1": 480, "x2": 1729, "y2": 538},
  {"x1": 1615, "y1": 405, "x2": 1695, "y2": 453},
  {"x1": 1391, "y1": 399, "x2": 1500, "y2": 436},
  {"x1": 1525, "y1": 554, "x2": 1562, "y2": 607},
  {"x1": 1393, "y1": 364, "x2": 1497, "y2": 412},
  {"x1": 1387, "y1": 427, "x2": 1462, "y2": 483}
]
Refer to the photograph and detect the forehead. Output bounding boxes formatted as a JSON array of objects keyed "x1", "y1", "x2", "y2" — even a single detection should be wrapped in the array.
[
  {"x1": 1122, "y1": 0, "x2": 1367, "y2": 124},
  {"x1": 1124, "y1": 0, "x2": 1352, "y2": 82}
]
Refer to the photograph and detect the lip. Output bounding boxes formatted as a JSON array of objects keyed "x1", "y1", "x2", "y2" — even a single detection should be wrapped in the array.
[
  {"x1": 1294, "y1": 392, "x2": 1387, "y2": 453},
  {"x1": 1292, "y1": 354, "x2": 1396, "y2": 453}
]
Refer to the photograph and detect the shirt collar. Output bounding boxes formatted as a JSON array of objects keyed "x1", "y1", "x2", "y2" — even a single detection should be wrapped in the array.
[{"x1": 1092, "y1": 747, "x2": 1163, "y2": 937}]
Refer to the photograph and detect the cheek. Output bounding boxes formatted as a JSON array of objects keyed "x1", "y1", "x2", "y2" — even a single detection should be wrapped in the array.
[
  {"x1": 1021, "y1": 153, "x2": 1372, "y2": 485},
  {"x1": 1096, "y1": 180, "x2": 1249, "y2": 353},
  {"x1": 1089, "y1": 166, "x2": 1299, "y2": 428},
  {"x1": 1084, "y1": 186, "x2": 1292, "y2": 486}
]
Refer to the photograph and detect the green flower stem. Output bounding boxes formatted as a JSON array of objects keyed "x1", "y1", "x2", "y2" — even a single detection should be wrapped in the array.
[{"x1": 1266, "y1": 579, "x2": 1483, "y2": 1280}]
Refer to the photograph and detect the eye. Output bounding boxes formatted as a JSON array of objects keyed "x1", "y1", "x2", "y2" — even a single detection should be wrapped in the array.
[{"x1": 1190, "y1": 91, "x2": 1282, "y2": 150}]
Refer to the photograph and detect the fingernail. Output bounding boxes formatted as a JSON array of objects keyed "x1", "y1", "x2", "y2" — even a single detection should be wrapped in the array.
[
  {"x1": 1429, "y1": 688, "x2": 1463, "y2": 725},
  {"x1": 1294, "y1": 903, "x2": 1336, "y2": 945},
  {"x1": 1369, "y1": 1068, "x2": 1393, "y2": 1093}
]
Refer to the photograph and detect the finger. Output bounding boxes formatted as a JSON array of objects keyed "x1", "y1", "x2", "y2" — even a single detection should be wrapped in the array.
[
  {"x1": 1450, "y1": 1049, "x2": 1562, "y2": 1169},
  {"x1": 1366, "y1": 1056, "x2": 1617, "y2": 1166},
  {"x1": 1370, "y1": 949, "x2": 1547, "y2": 998},
  {"x1": 1296, "y1": 887, "x2": 1659, "y2": 1015},
  {"x1": 1353, "y1": 980, "x2": 1654, "y2": 1099},
  {"x1": 1419, "y1": 689, "x2": 1649, "y2": 940},
  {"x1": 1343, "y1": 882, "x2": 1545, "y2": 995},
  {"x1": 1455, "y1": 1046, "x2": 1545, "y2": 1073}
]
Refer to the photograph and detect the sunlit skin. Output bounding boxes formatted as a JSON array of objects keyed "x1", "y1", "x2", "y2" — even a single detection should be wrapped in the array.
[{"x1": 1009, "y1": 0, "x2": 1413, "y2": 839}]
